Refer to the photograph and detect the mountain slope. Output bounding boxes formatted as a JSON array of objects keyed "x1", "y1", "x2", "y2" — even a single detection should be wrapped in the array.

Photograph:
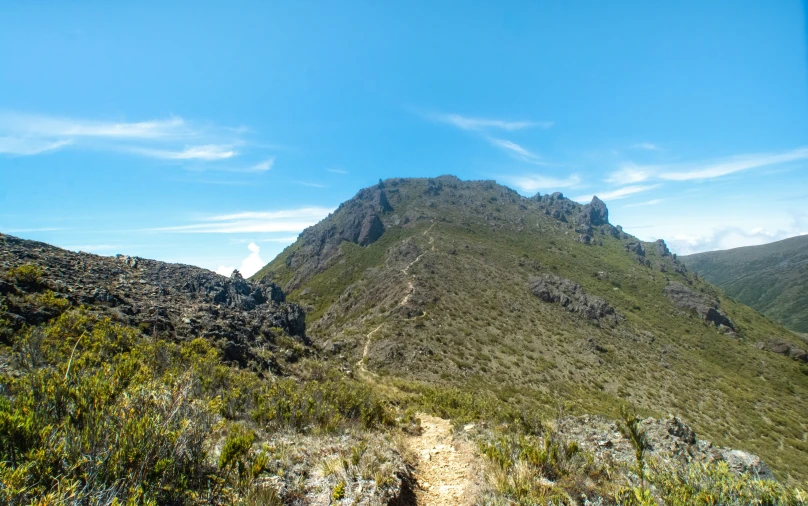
[
  {"x1": 680, "y1": 235, "x2": 808, "y2": 333},
  {"x1": 256, "y1": 176, "x2": 808, "y2": 483}
]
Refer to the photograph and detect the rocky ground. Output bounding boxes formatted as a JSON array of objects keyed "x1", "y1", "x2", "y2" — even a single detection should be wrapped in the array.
[{"x1": 0, "y1": 232, "x2": 306, "y2": 368}]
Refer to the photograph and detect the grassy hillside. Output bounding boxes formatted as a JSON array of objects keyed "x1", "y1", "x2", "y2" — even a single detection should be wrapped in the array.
[
  {"x1": 257, "y1": 176, "x2": 808, "y2": 484},
  {"x1": 680, "y1": 235, "x2": 808, "y2": 333}
]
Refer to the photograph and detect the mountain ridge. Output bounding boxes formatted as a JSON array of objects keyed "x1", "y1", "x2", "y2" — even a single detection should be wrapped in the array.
[
  {"x1": 681, "y1": 234, "x2": 808, "y2": 333},
  {"x1": 255, "y1": 175, "x2": 808, "y2": 483}
]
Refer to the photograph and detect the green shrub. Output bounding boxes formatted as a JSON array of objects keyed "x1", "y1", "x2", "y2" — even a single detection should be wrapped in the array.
[
  {"x1": 6, "y1": 264, "x2": 42, "y2": 286},
  {"x1": 219, "y1": 424, "x2": 257, "y2": 479}
]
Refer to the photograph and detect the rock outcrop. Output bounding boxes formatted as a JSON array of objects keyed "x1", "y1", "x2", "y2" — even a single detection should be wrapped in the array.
[
  {"x1": 282, "y1": 186, "x2": 393, "y2": 289},
  {"x1": 757, "y1": 339, "x2": 808, "y2": 363},
  {"x1": 577, "y1": 196, "x2": 609, "y2": 227},
  {"x1": 625, "y1": 242, "x2": 646, "y2": 257},
  {"x1": 655, "y1": 239, "x2": 671, "y2": 257},
  {"x1": 556, "y1": 414, "x2": 775, "y2": 480},
  {"x1": 0, "y1": 233, "x2": 307, "y2": 365},
  {"x1": 663, "y1": 282, "x2": 734, "y2": 331},
  {"x1": 529, "y1": 274, "x2": 621, "y2": 324}
]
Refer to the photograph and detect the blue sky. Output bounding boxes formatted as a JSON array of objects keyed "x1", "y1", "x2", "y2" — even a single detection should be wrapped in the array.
[{"x1": 1, "y1": 1, "x2": 807, "y2": 276}]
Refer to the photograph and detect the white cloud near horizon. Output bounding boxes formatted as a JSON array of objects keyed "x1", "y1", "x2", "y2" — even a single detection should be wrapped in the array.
[
  {"x1": 215, "y1": 242, "x2": 265, "y2": 277},
  {"x1": 573, "y1": 184, "x2": 660, "y2": 203},
  {"x1": 154, "y1": 207, "x2": 333, "y2": 234},
  {"x1": 505, "y1": 174, "x2": 581, "y2": 193},
  {"x1": 669, "y1": 228, "x2": 807, "y2": 256}
]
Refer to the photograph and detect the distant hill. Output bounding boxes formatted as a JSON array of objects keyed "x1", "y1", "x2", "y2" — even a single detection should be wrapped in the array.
[
  {"x1": 680, "y1": 235, "x2": 808, "y2": 333},
  {"x1": 256, "y1": 175, "x2": 808, "y2": 483}
]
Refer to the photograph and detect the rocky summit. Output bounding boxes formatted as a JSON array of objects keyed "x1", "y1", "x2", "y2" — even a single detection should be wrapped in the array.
[{"x1": 258, "y1": 176, "x2": 808, "y2": 485}]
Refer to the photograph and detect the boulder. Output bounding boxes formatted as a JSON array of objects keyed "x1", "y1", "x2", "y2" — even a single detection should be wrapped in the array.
[
  {"x1": 529, "y1": 274, "x2": 621, "y2": 324},
  {"x1": 757, "y1": 339, "x2": 808, "y2": 363},
  {"x1": 663, "y1": 282, "x2": 735, "y2": 330}
]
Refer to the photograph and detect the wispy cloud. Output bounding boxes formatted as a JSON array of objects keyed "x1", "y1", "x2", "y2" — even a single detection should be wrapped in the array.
[
  {"x1": 426, "y1": 111, "x2": 553, "y2": 166},
  {"x1": 505, "y1": 174, "x2": 581, "y2": 193},
  {"x1": 657, "y1": 147, "x2": 808, "y2": 181},
  {"x1": 606, "y1": 165, "x2": 651, "y2": 184},
  {"x1": 296, "y1": 181, "x2": 326, "y2": 188},
  {"x1": 244, "y1": 157, "x2": 274, "y2": 172},
  {"x1": 631, "y1": 142, "x2": 660, "y2": 151},
  {"x1": 487, "y1": 137, "x2": 545, "y2": 165},
  {"x1": 0, "y1": 111, "x2": 279, "y2": 166},
  {"x1": 430, "y1": 112, "x2": 552, "y2": 131},
  {"x1": 623, "y1": 198, "x2": 664, "y2": 208},
  {"x1": 326, "y1": 168, "x2": 348, "y2": 174},
  {"x1": 0, "y1": 112, "x2": 191, "y2": 139},
  {"x1": 153, "y1": 207, "x2": 333, "y2": 234},
  {"x1": 132, "y1": 144, "x2": 237, "y2": 161},
  {"x1": 0, "y1": 137, "x2": 73, "y2": 155},
  {"x1": 573, "y1": 184, "x2": 660, "y2": 202}
]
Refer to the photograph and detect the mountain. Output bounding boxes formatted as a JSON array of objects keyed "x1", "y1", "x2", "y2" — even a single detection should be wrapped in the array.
[
  {"x1": 680, "y1": 235, "x2": 808, "y2": 334},
  {"x1": 256, "y1": 175, "x2": 808, "y2": 483},
  {"x1": 3, "y1": 177, "x2": 808, "y2": 504}
]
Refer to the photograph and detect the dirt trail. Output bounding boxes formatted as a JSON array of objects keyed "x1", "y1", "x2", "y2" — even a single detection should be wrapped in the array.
[
  {"x1": 404, "y1": 415, "x2": 479, "y2": 506},
  {"x1": 359, "y1": 222, "x2": 435, "y2": 370},
  {"x1": 355, "y1": 223, "x2": 480, "y2": 504}
]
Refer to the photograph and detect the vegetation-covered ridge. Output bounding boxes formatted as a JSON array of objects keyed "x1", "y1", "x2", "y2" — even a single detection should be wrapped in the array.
[
  {"x1": 256, "y1": 175, "x2": 808, "y2": 484},
  {"x1": 2, "y1": 174, "x2": 808, "y2": 504},
  {"x1": 681, "y1": 234, "x2": 808, "y2": 334}
]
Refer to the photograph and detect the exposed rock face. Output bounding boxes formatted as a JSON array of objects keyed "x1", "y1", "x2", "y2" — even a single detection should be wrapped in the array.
[
  {"x1": 577, "y1": 196, "x2": 609, "y2": 227},
  {"x1": 757, "y1": 339, "x2": 808, "y2": 363},
  {"x1": 655, "y1": 239, "x2": 671, "y2": 257},
  {"x1": 358, "y1": 214, "x2": 384, "y2": 246},
  {"x1": 663, "y1": 282, "x2": 734, "y2": 331},
  {"x1": 283, "y1": 186, "x2": 393, "y2": 289},
  {"x1": 0, "y1": 233, "x2": 307, "y2": 364},
  {"x1": 626, "y1": 242, "x2": 646, "y2": 257},
  {"x1": 529, "y1": 274, "x2": 621, "y2": 324},
  {"x1": 556, "y1": 414, "x2": 775, "y2": 480}
]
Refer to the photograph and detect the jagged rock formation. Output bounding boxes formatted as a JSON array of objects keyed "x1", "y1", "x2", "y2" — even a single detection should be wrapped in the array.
[
  {"x1": 0, "y1": 233, "x2": 306, "y2": 365},
  {"x1": 281, "y1": 184, "x2": 394, "y2": 289},
  {"x1": 663, "y1": 282, "x2": 735, "y2": 332},
  {"x1": 529, "y1": 274, "x2": 621, "y2": 324},
  {"x1": 577, "y1": 196, "x2": 609, "y2": 228},
  {"x1": 557, "y1": 415, "x2": 775, "y2": 480}
]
